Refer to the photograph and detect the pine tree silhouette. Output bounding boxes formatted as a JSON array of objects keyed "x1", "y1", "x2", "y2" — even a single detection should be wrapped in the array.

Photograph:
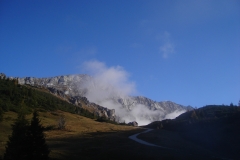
[
  {"x1": 4, "y1": 113, "x2": 30, "y2": 160},
  {"x1": 28, "y1": 110, "x2": 50, "y2": 160},
  {"x1": 4, "y1": 111, "x2": 50, "y2": 160}
]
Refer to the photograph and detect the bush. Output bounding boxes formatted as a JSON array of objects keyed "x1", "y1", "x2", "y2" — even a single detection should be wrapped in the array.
[{"x1": 58, "y1": 115, "x2": 66, "y2": 130}]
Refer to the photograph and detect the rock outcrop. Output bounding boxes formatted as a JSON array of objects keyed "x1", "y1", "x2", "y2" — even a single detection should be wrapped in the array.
[
  {"x1": 68, "y1": 96, "x2": 115, "y2": 121},
  {"x1": 2, "y1": 74, "x2": 116, "y2": 120},
  {"x1": 4, "y1": 73, "x2": 192, "y2": 124},
  {"x1": 46, "y1": 87, "x2": 115, "y2": 121},
  {"x1": 128, "y1": 121, "x2": 138, "y2": 126},
  {"x1": 0, "y1": 73, "x2": 6, "y2": 79},
  {"x1": 17, "y1": 75, "x2": 91, "y2": 97},
  {"x1": 112, "y1": 96, "x2": 192, "y2": 122}
]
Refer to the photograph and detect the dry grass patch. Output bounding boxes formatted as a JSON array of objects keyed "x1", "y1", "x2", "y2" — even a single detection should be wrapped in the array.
[
  {"x1": 40, "y1": 110, "x2": 136, "y2": 138},
  {"x1": 0, "y1": 110, "x2": 138, "y2": 159}
]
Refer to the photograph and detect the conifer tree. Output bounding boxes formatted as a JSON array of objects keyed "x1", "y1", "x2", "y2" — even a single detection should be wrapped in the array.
[
  {"x1": 4, "y1": 112, "x2": 29, "y2": 160},
  {"x1": 28, "y1": 110, "x2": 50, "y2": 160},
  {"x1": 4, "y1": 111, "x2": 50, "y2": 160}
]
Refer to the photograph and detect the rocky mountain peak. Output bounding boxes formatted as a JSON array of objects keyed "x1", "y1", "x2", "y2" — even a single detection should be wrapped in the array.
[{"x1": 5, "y1": 73, "x2": 192, "y2": 125}]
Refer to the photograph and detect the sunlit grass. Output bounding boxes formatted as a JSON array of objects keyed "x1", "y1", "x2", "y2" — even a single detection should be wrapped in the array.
[{"x1": 0, "y1": 110, "x2": 137, "y2": 159}]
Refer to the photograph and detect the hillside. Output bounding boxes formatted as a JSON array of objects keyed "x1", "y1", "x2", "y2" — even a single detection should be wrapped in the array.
[
  {"x1": 1, "y1": 75, "x2": 239, "y2": 159},
  {"x1": 11, "y1": 73, "x2": 192, "y2": 124},
  {"x1": 144, "y1": 105, "x2": 240, "y2": 159},
  {"x1": 2, "y1": 109, "x2": 237, "y2": 159},
  {"x1": 0, "y1": 76, "x2": 97, "y2": 119},
  {"x1": 0, "y1": 77, "x2": 141, "y2": 159},
  {"x1": 2, "y1": 110, "x2": 232, "y2": 160},
  {"x1": 0, "y1": 110, "x2": 141, "y2": 159}
]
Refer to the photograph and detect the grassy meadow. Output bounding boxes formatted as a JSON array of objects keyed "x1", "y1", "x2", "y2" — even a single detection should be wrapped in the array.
[
  {"x1": 1, "y1": 110, "x2": 232, "y2": 160},
  {"x1": 0, "y1": 111, "x2": 143, "y2": 159}
]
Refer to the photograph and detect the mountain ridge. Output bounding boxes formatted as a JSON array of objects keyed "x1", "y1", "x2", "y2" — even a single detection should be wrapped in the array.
[{"x1": 2, "y1": 73, "x2": 192, "y2": 125}]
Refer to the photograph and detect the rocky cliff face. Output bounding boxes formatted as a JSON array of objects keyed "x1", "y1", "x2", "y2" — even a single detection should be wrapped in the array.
[
  {"x1": 16, "y1": 74, "x2": 192, "y2": 124},
  {"x1": 117, "y1": 96, "x2": 191, "y2": 113},
  {"x1": 18, "y1": 75, "x2": 92, "y2": 97},
  {"x1": 112, "y1": 96, "x2": 192, "y2": 123},
  {"x1": 16, "y1": 75, "x2": 115, "y2": 120},
  {"x1": 68, "y1": 96, "x2": 115, "y2": 120}
]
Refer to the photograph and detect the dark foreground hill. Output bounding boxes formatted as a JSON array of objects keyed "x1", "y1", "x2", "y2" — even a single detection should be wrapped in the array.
[
  {"x1": 145, "y1": 105, "x2": 240, "y2": 159},
  {"x1": 2, "y1": 110, "x2": 236, "y2": 160}
]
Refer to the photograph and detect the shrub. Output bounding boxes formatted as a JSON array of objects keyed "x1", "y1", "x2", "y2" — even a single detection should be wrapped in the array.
[{"x1": 58, "y1": 115, "x2": 66, "y2": 130}]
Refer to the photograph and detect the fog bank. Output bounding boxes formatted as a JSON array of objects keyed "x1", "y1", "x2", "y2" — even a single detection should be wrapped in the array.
[{"x1": 81, "y1": 60, "x2": 185, "y2": 125}]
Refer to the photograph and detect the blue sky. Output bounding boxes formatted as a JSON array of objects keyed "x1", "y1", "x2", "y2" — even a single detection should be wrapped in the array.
[{"x1": 1, "y1": 0, "x2": 239, "y2": 107}]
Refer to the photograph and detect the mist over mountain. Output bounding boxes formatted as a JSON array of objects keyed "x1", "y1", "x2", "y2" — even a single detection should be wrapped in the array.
[
  {"x1": 16, "y1": 72, "x2": 192, "y2": 125},
  {"x1": 3, "y1": 61, "x2": 192, "y2": 125}
]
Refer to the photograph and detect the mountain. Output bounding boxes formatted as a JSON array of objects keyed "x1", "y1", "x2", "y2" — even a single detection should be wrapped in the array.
[
  {"x1": 118, "y1": 96, "x2": 192, "y2": 114},
  {"x1": 145, "y1": 105, "x2": 240, "y2": 159},
  {"x1": 0, "y1": 73, "x2": 115, "y2": 121},
  {"x1": 13, "y1": 74, "x2": 192, "y2": 125},
  {"x1": 146, "y1": 104, "x2": 240, "y2": 129}
]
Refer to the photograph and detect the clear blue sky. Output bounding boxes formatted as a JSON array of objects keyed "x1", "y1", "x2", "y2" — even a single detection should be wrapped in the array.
[{"x1": 1, "y1": 0, "x2": 239, "y2": 107}]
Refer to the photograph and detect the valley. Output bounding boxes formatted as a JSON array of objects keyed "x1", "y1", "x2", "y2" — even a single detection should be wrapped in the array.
[
  {"x1": 1, "y1": 111, "x2": 231, "y2": 160},
  {"x1": 1, "y1": 1, "x2": 239, "y2": 159},
  {"x1": 0, "y1": 74, "x2": 239, "y2": 159}
]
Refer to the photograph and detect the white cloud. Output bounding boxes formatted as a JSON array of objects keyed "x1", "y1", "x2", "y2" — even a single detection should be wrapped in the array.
[
  {"x1": 159, "y1": 31, "x2": 175, "y2": 59},
  {"x1": 80, "y1": 60, "x2": 185, "y2": 125},
  {"x1": 160, "y1": 42, "x2": 175, "y2": 59},
  {"x1": 82, "y1": 60, "x2": 136, "y2": 102},
  {"x1": 164, "y1": 110, "x2": 186, "y2": 119}
]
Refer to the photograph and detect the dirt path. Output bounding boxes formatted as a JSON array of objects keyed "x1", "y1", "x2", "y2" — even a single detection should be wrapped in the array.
[{"x1": 128, "y1": 128, "x2": 172, "y2": 149}]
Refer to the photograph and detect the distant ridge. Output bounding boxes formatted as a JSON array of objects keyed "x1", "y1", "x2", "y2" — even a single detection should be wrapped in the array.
[{"x1": 3, "y1": 73, "x2": 193, "y2": 125}]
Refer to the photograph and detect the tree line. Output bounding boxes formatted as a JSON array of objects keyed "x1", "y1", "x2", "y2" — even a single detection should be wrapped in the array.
[{"x1": 0, "y1": 78, "x2": 95, "y2": 120}]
